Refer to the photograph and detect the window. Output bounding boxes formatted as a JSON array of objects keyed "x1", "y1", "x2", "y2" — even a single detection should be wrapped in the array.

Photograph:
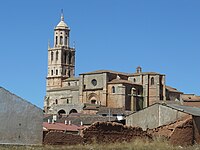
[
  {"x1": 64, "y1": 52, "x2": 67, "y2": 64},
  {"x1": 91, "y1": 79, "x2": 97, "y2": 86},
  {"x1": 56, "y1": 70, "x2": 58, "y2": 75},
  {"x1": 133, "y1": 78, "x2": 136, "y2": 83},
  {"x1": 56, "y1": 51, "x2": 58, "y2": 61},
  {"x1": 51, "y1": 51, "x2": 54, "y2": 61},
  {"x1": 55, "y1": 99, "x2": 58, "y2": 104},
  {"x1": 60, "y1": 36, "x2": 63, "y2": 45},
  {"x1": 91, "y1": 99, "x2": 96, "y2": 104},
  {"x1": 68, "y1": 70, "x2": 71, "y2": 77},
  {"x1": 55, "y1": 36, "x2": 58, "y2": 45},
  {"x1": 67, "y1": 99, "x2": 69, "y2": 104},
  {"x1": 112, "y1": 86, "x2": 115, "y2": 93},
  {"x1": 51, "y1": 70, "x2": 53, "y2": 75},
  {"x1": 68, "y1": 82, "x2": 70, "y2": 86},
  {"x1": 65, "y1": 37, "x2": 67, "y2": 45},
  {"x1": 151, "y1": 77, "x2": 154, "y2": 85},
  {"x1": 68, "y1": 52, "x2": 72, "y2": 64}
]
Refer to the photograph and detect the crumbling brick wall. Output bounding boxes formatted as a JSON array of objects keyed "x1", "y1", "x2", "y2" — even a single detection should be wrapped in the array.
[
  {"x1": 148, "y1": 117, "x2": 193, "y2": 146},
  {"x1": 83, "y1": 122, "x2": 152, "y2": 144},
  {"x1": 43, "y1": 131, "x2": 83, "y2": 145}
]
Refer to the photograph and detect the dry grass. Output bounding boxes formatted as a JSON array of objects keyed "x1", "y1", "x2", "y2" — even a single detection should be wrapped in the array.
[{"x1": 0, "y1": 138, "x2": 200, "y2": 150}]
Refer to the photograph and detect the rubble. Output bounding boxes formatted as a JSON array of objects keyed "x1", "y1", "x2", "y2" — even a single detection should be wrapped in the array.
[
  {"x1": 43, "y1": 131, "x2": 83, "y2": 145},
  {"x1": 148, "y1": 116, "x2": 193, "y2": 146},
  {"x1": 83, "y1": 122, "x2": 152, "y2": 144}
]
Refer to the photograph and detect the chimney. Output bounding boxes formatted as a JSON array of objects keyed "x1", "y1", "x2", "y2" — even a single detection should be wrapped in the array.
[
  {"x1": 48, "y1": 119, "x2": 51, "y2": 124},
  {"x1": 53, "y1": 114, "x2": 57, "y2": 122},
  {"x1": 65, "y1": 120, "x2": 67, "y2": 125}
]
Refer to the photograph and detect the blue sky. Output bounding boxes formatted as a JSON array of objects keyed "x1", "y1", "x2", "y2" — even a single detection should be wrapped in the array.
[{"x1": 0, "y1": 0, "x2": 199, "y2": 108}]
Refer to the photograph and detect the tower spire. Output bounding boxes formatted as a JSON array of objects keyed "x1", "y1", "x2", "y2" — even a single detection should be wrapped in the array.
[{"x1": 61, "y1": 9, "x2": 64, "y2": 21}]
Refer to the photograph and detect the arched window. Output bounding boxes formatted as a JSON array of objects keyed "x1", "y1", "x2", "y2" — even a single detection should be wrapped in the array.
[
  {"x1": 55, "y1": 99, "x2": 58, "y2": 104},
  {"x1": 55, "y1": 36, "x2": 58, "y2": 45},
  {"x1": 64, "y1": 52, "x2": 67, "y2": 64},
  {"x1": 56, "y1": 70, "x2": 58, "y2": 75},
  {"x1": 69, "y1": 109, "x2": 78, "y2": 114},
  {"x1": 60, "y1": 36, "x2": 63, "y2": 45},
  {"x1": 151, "y1": 77, "x2": 154, "y2": 85},
  {"x1": 68, "y1": 52, "x2": 72, "y2": 64},
  {"x1": 64, "y1": 69, "x2": 66, "y2": 75},
  {"x1": 51, "y1": 51, "x2": 54, "y2": 61},
  {"x1": 56, "y1": 51, "x2": 59, "y2": 61},
  {"x1": 112, "y1": 86, "x2": 115, "y2": 93},
  {"x1": 58, "y1": 109, "x2": 66, "y2": 115},
  {"x1": 65, "y1": 37, "x2": 68, "y2": 45},
  {"x1": 51, "y1": 70, "x2": 53, "y2": 76},
  {"x1": 133, "y1": 78, "x2": 136, "y2": 83},
  {"x1": 91, "y1": 99, "x2": 96, "y2": 104}
]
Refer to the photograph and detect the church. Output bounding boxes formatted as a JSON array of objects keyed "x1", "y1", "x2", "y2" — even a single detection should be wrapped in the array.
[{"x1": 44, "y1": 13, "x2": 182, "y2": 115}]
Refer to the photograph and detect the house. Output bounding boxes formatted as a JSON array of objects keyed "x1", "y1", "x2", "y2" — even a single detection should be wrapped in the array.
[
  {"x1": 0, "y1": 87, "x2": 43, "y2": 145},
  {"x1": 126, "y1": 103, "x2": 200, "y2": 131}
]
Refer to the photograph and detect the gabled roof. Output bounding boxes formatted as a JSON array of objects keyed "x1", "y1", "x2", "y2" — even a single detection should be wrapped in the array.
[{"x1": 79, "y1": 70, "x2": 128, "y2": 76}]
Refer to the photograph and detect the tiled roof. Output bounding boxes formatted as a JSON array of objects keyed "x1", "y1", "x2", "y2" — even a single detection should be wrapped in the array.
[
  {"x1": 97, "y1": 107, "x2": 132, "y2": 115},
  {"x1": 43, "y1": 122, "x2": 84, "y2": 132},
  {"x1": 108, "y1": 79, "x2": 134, "y2": 85},
  {"x1": 181, "y1": 94, "x2": 200, "y2": 102},
  {"x1": 166, "y1": 86, "x2": 183, "y2": 93},
  {"x1": 79, "y1": 70, "x2": 128, "y2": 76},
  {"x1": 128, "y1": 72, "x2": 164, "y2": 76},
  {"x1": 167, "y1": 104, "x2": 200, "y2": 116},
  {"x1": 57, "y1": 114, "x2": 117, "y2": 126}
]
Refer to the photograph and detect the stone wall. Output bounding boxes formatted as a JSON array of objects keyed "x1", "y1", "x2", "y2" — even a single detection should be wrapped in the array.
[{"x1": 0, "y1": 87, "x2": 43, "y2": 145}]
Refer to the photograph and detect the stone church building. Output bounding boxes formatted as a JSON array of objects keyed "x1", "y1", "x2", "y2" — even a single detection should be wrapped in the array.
[{"x1": 44, "y1": 14, "x2": 182, "y2": 114}]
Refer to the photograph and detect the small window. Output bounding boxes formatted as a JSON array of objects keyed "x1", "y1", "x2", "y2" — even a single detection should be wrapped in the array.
[
  {"x1": 91, "y1": 100, "x2": 96, "y2": 104},
  {"x1": 112, "y1": 86, "x2": 115, "y2": 93},
  {"x1": 151, "y1": 77, "x2": 154, "y2": 85},
  {"x1": 55, "y1": 36, "x2": 58, "y2": 45},
  {"x1": 51, "y1": 70, "x2": 53, "y2": 76},
  {"x1": 55, "y1": 99, "x2": 58, "y2": 104},
  {"x1": 91, "y1": 79, "x2": 97, "y2": 86},
  {"x1": 67, "y1": 99, "x2": 69, "y2": 104},
  {"x1": 51, "y1": 51, "x2": 54, "y2": 61},
  {"x1": 60, "y1": 36, "x2": 63, "y2": 45},
  {"x1": 56, "y1": 70, "x2": 58, "y2": 75},
  {"x1": 133, "y1": 78, "x2": 136, "y2": 82},
  {"x1": 68, "y1": 82, "x2": 70, "y2": 86},
  {"x1": 56, "y1": 51, "x2": 59, "y2": 61}
]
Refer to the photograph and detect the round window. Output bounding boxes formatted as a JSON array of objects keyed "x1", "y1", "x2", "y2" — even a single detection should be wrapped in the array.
[{"x1": 91, "y1": 79, "x2": 97, "y2": 86}]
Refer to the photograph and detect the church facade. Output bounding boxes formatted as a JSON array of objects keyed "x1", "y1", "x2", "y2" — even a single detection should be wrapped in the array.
[{"x1": 44, "y1": 14, "x2": 182, "y2": 114}]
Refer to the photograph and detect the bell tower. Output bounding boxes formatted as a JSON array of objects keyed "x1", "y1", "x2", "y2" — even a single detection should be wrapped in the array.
[{"x1": 46, "y1": 12, "x2": 75, "y2": 90}]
